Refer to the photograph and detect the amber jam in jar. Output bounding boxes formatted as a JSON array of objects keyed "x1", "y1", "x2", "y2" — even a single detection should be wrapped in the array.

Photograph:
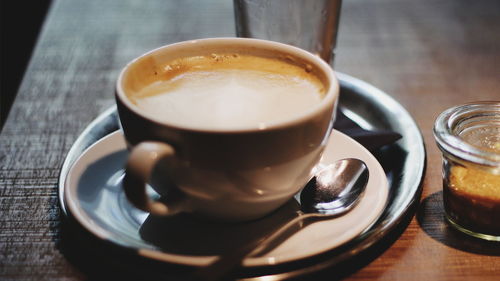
[{"x1": 434, "y1": 102, "x2": 500, "y2": 241}]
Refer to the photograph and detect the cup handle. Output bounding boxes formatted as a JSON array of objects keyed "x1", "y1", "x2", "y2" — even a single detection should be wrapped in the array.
[{"x1": 123, "y1": 141, "x2": 182, "y2": 216}]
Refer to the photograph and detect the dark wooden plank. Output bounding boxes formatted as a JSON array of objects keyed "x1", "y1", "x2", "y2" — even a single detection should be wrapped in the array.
[
  {"x1": 0, "y1": 0, "x2": 52, "y2": 128},
  {"x1": 1, "y1": 0, "x2": 499, "y2": 280},
  {"x1": 0, "y1": 0, "x2": 234, "y2": 280}
]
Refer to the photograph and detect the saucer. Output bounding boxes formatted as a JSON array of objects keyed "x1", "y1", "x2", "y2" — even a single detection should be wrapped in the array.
[{"x1": 64, "y1": 129, "x2": 388, "y2": 268}]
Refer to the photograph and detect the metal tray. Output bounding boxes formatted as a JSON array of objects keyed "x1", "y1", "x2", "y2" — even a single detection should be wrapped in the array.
[{"x1": 58, "y1": 72, "x2": 425, "y2": 280}]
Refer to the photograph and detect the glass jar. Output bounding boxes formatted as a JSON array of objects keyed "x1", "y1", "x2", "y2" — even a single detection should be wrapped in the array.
[{"x1": 434, "y1": 101, "x2": 500, "y2": 241}]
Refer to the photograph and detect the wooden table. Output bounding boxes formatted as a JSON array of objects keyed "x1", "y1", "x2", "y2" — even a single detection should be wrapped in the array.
[{"x1": 1, "y1": 0, "x2": 499, "y2": 280}]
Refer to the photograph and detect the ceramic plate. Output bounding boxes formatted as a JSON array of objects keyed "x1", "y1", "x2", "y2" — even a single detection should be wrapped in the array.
[{"x1": 64, "y1": 130, "x2": 388, "y2": 267}]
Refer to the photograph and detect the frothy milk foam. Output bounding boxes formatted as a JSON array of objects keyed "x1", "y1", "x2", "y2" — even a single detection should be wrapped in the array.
[{"x1": 128, "y1": 54, "x2": 325, "y2": 129}]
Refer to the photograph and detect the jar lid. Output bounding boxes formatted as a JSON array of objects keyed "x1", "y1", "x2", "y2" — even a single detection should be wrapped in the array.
[{"x1": 433, "y1": 101, "x2": 500, "y2": 168}]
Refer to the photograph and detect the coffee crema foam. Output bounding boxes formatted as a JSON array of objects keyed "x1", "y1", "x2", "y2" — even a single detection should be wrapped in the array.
[{"x1": 128, "y1": 54, "x2": 326, "y2": 129}]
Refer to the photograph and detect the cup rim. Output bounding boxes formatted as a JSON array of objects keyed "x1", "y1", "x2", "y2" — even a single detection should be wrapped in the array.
[{"x1": 115, "y1": 37, "x2": 339, "y2": 133}]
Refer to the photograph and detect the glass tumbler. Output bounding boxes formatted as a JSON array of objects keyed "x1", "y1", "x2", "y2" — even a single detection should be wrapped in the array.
[
  {"x1": 234, "y1": 0, "x2": 342, "y2": 65},
  {"x1": 434, "y1": 101, "x2": 500, "y2": 241}
]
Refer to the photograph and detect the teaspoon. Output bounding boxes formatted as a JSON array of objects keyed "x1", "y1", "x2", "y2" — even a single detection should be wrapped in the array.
[{"x1": 194, "y1": 158, "x2": 369, "y2": 281}]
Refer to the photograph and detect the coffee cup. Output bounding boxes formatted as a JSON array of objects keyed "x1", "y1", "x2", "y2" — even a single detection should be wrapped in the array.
[{"x1": 116, "y1": 38, "x2": 339, "y2": 221}]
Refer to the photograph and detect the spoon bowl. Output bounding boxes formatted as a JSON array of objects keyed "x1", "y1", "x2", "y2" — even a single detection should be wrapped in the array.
[{"x1": 301, "y1": 158, "x2": 369, "y2": 215}]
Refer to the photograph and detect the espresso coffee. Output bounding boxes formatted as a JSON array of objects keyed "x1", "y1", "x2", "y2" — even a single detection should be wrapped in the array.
[{"x1": 126, "y1": 53, "x2": 326, "y2": 129}]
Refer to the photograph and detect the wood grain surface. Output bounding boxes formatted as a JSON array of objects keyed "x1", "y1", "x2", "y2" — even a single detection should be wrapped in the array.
[{"x1": 1, "y1": 0, "x2": 499, "y2": 280}]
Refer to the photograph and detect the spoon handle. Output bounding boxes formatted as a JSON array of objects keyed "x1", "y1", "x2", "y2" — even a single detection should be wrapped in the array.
[{"x1": 193, "y1": 213, "x2": 312, "y2": 281}]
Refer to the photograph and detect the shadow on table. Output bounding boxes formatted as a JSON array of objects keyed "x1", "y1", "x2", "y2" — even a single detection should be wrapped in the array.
[
  {"x1": 57, "y1": 216, "x2": 194, "y2": 281},
  {"x1": 416, "y1": 191, "x2": 500, "y2": 256}
]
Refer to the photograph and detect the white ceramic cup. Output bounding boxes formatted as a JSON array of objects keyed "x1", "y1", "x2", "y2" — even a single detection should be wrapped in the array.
[{"x1": 116, "y1": 38, "x2": 339, "y2": 221}]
